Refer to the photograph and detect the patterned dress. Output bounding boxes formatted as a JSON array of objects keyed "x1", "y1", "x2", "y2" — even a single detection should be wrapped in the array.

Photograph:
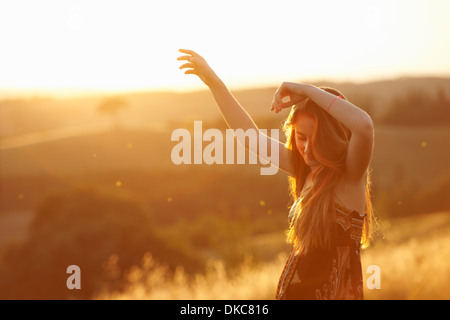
[{"x1": 276, "y1": 200, "x2": 365, "y2": 300}]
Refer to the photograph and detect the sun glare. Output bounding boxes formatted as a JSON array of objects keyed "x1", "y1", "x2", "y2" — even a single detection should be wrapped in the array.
[{"x1": 0, "y1": 0, "x2": 449, "y2": 97}]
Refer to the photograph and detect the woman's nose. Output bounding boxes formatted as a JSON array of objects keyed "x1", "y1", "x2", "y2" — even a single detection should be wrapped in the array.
[{"x1": 304, "y1": 140, "x2": 310, "y2": 153}]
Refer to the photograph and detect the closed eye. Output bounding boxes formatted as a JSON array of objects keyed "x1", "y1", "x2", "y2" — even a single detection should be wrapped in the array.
[{"x1": 295, "y1": 132, "x2": 306, "y2": 140}]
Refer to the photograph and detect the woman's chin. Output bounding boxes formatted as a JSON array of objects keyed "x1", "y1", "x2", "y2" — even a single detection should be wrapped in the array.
[{"x1": 305, "y1": 158, "x2": 319, "y2": 168}]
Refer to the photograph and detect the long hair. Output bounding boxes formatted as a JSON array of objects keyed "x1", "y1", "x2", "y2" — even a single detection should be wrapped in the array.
[{"x1": 283, "y1": 87, "x2": 373, "y2": 254}]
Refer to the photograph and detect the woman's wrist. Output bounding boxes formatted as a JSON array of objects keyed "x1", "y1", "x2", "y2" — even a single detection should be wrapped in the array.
[
  {"x1": 207, "y1": 72, "x2": 225, "y2": 90},
  {"x1": 300, "y1": 83, "x2": 315, "y2": 97}
]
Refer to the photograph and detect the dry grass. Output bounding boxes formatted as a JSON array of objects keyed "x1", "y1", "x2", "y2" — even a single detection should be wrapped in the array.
[
  {"x1": 362, "y1": 211, "x2": 450, "y2": 300},
  {"x1": 95, "y1": 253, "x2": 286, "y2": 300},
  {"x1": 96, "y1": 211, "x2": 450, "y2": 300}
]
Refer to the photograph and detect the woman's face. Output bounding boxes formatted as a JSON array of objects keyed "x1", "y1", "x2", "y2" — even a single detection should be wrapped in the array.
[{"x1": 294, "y1": 113, "x2": 319, "y2": 168}]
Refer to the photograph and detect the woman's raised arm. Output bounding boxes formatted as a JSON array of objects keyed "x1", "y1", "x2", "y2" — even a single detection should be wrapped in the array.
[{"x1": 178, "y1": 49, "x2": 294, "y2": 175}]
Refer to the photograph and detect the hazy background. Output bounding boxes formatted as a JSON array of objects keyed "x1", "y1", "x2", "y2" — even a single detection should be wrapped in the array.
[{"x1": 0, "y1": 0, "x2": 449, "y2": 300}]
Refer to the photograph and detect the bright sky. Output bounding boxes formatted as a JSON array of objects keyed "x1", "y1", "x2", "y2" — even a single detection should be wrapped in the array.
[{"x1": 0, "y1": 0, "x2": 449, "y2": 97}]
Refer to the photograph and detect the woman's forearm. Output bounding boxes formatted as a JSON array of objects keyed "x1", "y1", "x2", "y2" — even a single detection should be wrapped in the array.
[
  {"x1": 303, "y1": 84, "x2": 373, "y2": 136},
  {"x1": 208, "y1": 77, "x2": 259, "y2": 132},
  {"x1": 208, "y1": 78, "x2": 291, "y2": 174}
]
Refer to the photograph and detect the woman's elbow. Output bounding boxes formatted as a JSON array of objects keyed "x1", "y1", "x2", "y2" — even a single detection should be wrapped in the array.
[{"x1": 355, "y1": 113, "x2": 374, "y2": 139}]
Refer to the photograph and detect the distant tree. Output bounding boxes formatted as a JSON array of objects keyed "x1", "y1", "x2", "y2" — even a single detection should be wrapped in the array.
[
  {"x1": 382, "y1": 88, "x2": 450, "y2": 125},
  {"x1": 97, "y1": 96, "x2": 128, "y2": 130}
]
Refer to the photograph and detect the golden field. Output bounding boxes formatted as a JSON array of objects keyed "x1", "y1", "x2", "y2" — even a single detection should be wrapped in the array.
[{"x1": 94, "y1": 211, "x2": 450, "y2": 300}]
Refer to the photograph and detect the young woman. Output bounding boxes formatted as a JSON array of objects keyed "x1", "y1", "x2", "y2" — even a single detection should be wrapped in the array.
[{"x1": 177, "y1": 49, "x2": 374, "y2": 300}]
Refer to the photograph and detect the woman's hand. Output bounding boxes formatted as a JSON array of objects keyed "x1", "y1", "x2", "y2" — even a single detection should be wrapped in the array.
[
  {"x1": 271, "y1": 82, "x2": 310, "y2": 113},
  {"x1": 177, "y1": 49, "x2": 220, "y2": 88}
]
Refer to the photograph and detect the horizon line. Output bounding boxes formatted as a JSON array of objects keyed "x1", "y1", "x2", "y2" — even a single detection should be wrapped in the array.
[{"x1": 1, "y1": 74, "x2": 449, "y2": 100}]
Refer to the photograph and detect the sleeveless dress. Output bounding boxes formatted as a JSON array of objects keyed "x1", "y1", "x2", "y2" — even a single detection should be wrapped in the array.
[{"x1": 275, "y1": 197, "x2": 366, "y2": 300}]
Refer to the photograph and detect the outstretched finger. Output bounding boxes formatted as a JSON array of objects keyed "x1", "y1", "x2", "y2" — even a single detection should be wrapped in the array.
[
  {"x1": 178, "y1": 49, "x2": 199, "y2": 56},
  {"x1": 184, "y1": 69, "x2": 198, "y2": 76},
  {"x1": 179, "y1": 62, "x2": 196, "y2": 70},
  {"x1": 177, "y1": 55, "x2": 193, "y2": 62}
]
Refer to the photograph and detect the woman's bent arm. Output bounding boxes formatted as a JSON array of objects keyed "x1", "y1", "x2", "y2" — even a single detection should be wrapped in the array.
[
  {"x1": 272, "y1": 82, "x2": 374, "y2": 180},
  {"x1": 304, "y1": 85, "x2": 374, "y2": 181}
]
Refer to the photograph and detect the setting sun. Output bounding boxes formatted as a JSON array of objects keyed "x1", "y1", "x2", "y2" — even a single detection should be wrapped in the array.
[{"x1": 0, "y1": 0, "x2": 449, "y2": 97}]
